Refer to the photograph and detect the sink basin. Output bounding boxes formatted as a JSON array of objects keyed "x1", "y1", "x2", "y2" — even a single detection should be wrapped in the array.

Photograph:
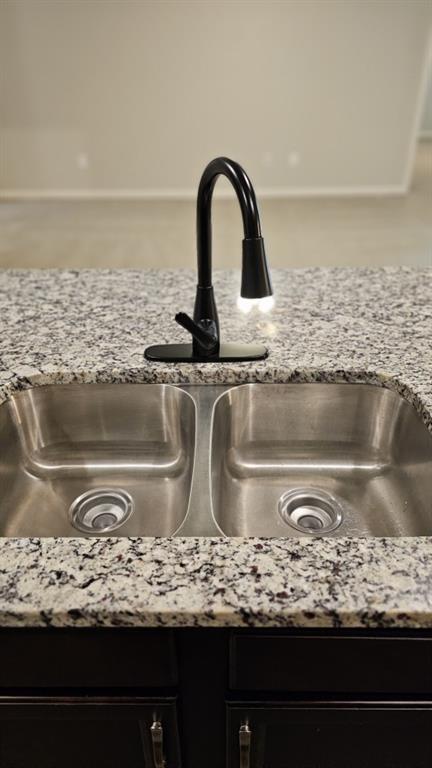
[
  {"x1": 211, "y1": 384, "x2": 432, "y2": 536},
  {"x1": 1, "y1": 382, "x2": 431, "y2": 538},
  {"x1": 0, "y1": 384, "x2": 195, "y2": 536}
]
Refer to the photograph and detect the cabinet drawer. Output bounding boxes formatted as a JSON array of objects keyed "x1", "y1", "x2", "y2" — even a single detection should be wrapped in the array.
[
  {"x1": 227, "y1": 702, "x2": 432, "y2": 768},
  {"x1": 0, "y1": 629, "x2": 177, "y2": 689},
  {"x1": 0, "y1": 696, "x2": 181, "y2": 768},
  {"x1": 230, "y1": 634, "x2": 432, "y2": 693}
]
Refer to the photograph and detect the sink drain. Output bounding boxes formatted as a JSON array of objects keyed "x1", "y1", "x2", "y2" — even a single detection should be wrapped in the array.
[
  {"x1": 279, "y1": 488, "x2": 343, "y2": 534},
  {"x1": 70, "y1": 489, "x2": 134, "y2": 534}
]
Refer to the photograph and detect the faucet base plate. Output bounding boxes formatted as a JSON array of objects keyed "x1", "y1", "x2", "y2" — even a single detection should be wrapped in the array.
[{"x1": 144, "y1": 342, "x2": 268, "y2": 363}]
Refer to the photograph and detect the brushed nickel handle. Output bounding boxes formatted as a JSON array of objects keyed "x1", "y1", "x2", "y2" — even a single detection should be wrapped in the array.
[
  {"x1": 150, "y1": 720, "x2": 165, "y2": 768},
  {"x1": 239, "y1": 722, "x2": 252, "y2": 768}
]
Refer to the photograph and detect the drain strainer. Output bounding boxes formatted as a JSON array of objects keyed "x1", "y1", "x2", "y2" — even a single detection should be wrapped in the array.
[
  {"x1": 279, "y1": 488, "x2": 343, "y2": 534},
  {"x1": 70, "y1": 488, "x2": 134, "y2": 534}
]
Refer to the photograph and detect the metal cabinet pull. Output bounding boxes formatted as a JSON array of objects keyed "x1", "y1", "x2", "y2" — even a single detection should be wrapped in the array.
[
  {"x1": 239, "y1": 723, "x2": 252, "y2": 768},
  {"x1": 150, "y1": 720, "x2": 165, "y2": 768}
]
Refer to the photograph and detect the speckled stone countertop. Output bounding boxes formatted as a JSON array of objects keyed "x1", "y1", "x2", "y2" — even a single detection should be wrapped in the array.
[{"x1": 0, "y1": 267, "x2": 431, "y2": 629}]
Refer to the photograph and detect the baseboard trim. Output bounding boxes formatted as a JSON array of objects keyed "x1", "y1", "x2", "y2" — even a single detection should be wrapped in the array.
[{"x1": 0, "y1": 184, "x2": 408, "y2": 201}]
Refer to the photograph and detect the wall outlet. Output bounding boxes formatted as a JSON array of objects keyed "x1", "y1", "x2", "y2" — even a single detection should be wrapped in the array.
[
  {"x1": 287, "y1": 151, "x2": 300, "y2": 168},
  {"x1": 76, "y1": 152, "x2": 89, "y2": 171},
  {"x1": 261, "y1": 151, "x2": 273, "y2": 168}
]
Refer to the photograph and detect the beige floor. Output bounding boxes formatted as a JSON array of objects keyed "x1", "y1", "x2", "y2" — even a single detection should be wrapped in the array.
[{"x1": 0, "y1": 141, "x2": 431, "y2": 270}]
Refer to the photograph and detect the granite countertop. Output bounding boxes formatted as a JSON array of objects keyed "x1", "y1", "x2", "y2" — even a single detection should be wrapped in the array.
[{"x1": 0, "y1": 266, "x2": 431, "y2": 629}]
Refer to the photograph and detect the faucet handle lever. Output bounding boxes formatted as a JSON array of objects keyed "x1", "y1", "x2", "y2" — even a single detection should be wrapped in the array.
[{"x1": 175, "y1": 312, "x2": 218, "y2": 354}]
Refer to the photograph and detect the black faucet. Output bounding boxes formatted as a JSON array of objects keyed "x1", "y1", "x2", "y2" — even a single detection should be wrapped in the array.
[{"x1": 145, "y1": 157, "x2": 273, "y2": 362}]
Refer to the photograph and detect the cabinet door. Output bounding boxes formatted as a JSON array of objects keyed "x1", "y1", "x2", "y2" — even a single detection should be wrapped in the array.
[
  {"x1": 227, "y1": 703, "x2": 432, "y2": 768},
  {"x1": 0, "y1": 696, "x2": 181, "y2": 768}
]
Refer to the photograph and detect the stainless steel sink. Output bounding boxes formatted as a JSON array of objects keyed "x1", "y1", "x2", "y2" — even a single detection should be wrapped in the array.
[
  {"x1": 0, "y1": 382, "x2": 431, "y2": 538},
  {"x1": 0, "y1": 384, "x2": 195, "y2": 536},
  {"x1": 210, "y1": 384, "x2": 432, "y2": 537}
]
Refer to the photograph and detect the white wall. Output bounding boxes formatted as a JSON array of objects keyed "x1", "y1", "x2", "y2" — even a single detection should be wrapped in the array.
[{"x1": 1, "y1": 0, "x2": 431, "y2": 196}]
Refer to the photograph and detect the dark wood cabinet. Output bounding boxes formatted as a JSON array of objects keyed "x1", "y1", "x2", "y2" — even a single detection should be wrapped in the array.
[
  {"x1": 0, "y1": 696, "x2": 181, "y2": 768},
  {"x1": 229, "y1": 633, "x2": 432, "y2": 694},
  {"x1": 0, "y1": 627, "x2": 430, "y2": 767},
  {"x1": 0, "y1": 628, "x2": 178, "y2": 689},
  {"x1": 227, "y1": 703, "x2": 432, "y2": 768}
]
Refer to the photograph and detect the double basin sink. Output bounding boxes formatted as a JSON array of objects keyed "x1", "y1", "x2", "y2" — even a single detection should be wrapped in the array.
[{"x1": 0, "y1": 382, "x2": 431, "y2": 538}]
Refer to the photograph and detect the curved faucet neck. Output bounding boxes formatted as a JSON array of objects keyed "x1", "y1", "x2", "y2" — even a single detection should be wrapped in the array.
[{"x1": 196, "y1": 157, "x2": 262, "y2": 288}]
